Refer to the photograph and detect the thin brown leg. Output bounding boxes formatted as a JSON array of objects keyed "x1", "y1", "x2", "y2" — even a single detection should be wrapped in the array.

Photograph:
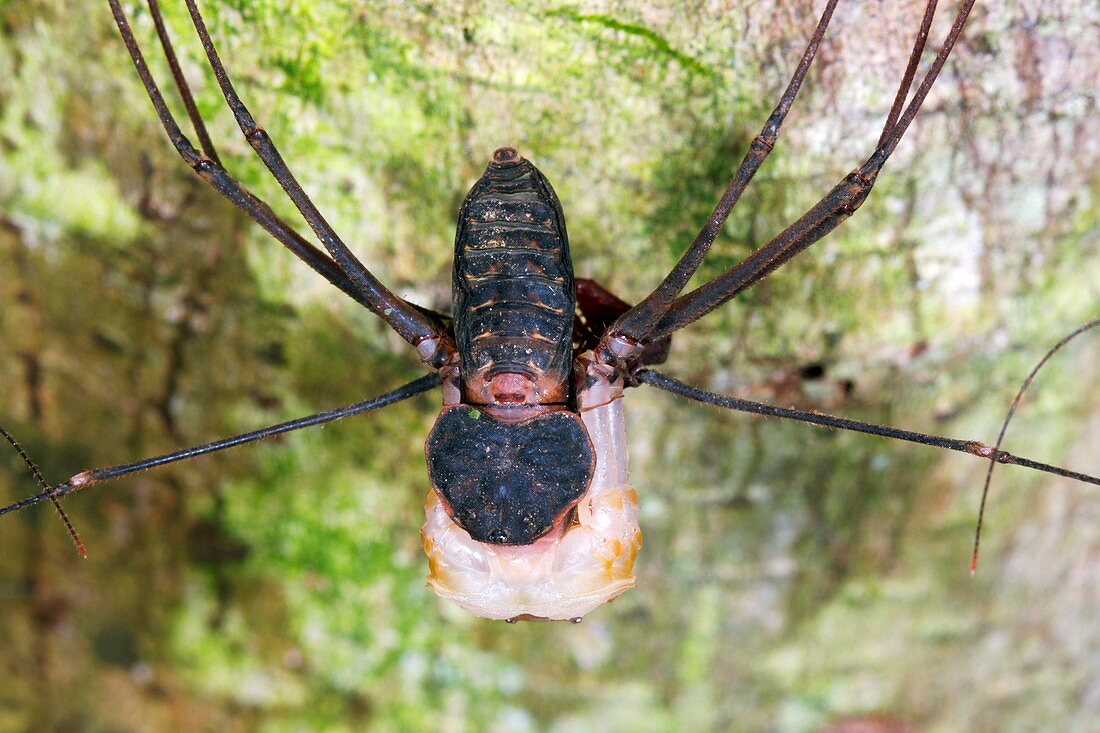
[
  {"x1": 146, "y1": 0, "x2": 220, "y2": 165},
  {"x1": 108, "y1": 0, "x2": 425, "y2": 316},
  {"x1": 878, "y1": 0, "x2": 939, "y2": 148},
  {"x1": 647, "y1": 0, "x2": 976, "y2": 341},
  {"x1": 637, "y1": 369, "x2": 1100, "y2": 487},
  {"x1": 182, "y1": 0, "x2": 441, "y2": 347},
  {"x1": 606, "y1": 0, "x2": 841, "y2": 346},
  {"x1": 0, "y1": 374, "x2": 441, "y2": 520}
]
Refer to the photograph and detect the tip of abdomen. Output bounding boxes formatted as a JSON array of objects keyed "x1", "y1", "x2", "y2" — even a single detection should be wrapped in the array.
[{"x1": 491, "y1": 146, "x2": 523, "y2": 167}]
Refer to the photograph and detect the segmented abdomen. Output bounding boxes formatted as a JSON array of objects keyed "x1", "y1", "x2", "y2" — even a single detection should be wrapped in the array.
[{"x1": 452, "y1": 151, "x2": 575, "y2": 398}]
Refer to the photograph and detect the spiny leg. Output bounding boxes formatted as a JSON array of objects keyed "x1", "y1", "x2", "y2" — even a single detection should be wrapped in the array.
[
  {"x1": 109, "y1": 0, "x2": 447, "y2": 333},
  {"x1": 0, "y1": 373, "x2": 441, "y2": 521},
  {"x1": 605, "y1": 0, "x2": 840, "y2": 348},
  {"x1": 181, "y1": 0, "x2": 444, "y2": 349}
]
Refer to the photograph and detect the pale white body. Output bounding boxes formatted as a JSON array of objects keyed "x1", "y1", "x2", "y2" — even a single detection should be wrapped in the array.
[{"x1": 420, "y1": 396, "x2": 641, "y2": 621}]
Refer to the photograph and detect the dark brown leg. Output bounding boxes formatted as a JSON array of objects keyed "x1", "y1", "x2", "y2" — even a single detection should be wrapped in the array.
[
  {"x1": 109, "y1": 0, "x2": 449, "y2": 354},
  {"x1": 971, "y1": 318, "x2": 1100, "y2": 573},
  {"x1": 0, "y1": 427, "x2": 86, "y2": 557},
  {"x1": 622, "y1": 0, "x2": 975, "y2": 344},
  {"x1": 146, "y1": 0, "x2": 220, "y2": 165},
  {"x1": 607, "y1": 0, "x2": 840, "y2": 345},
  {"x1": 637, "y1": 369, "x2": 1100, "y2": 488},
  {"x1": 107, "y1": 0, "x2": 413, "y2": 315},
  {"x1": 181, "y1": 0, "x2": 442, "y2": 348},
  {"x1": 878, "y1": 0, "x2": 939, "y2": 148},
  {"x1": 0, "y1": 374, "x2": 441, "y2": 520}
]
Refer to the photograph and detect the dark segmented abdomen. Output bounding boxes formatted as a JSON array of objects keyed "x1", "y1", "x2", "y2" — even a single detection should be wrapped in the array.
[{"x1": 453, "y1": 152, "x2": 575, "y2": 397}]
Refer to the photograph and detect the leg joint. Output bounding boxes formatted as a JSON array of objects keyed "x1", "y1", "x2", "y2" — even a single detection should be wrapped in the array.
[
  {"x1": 192, "y1": 156, "x2": 216, "y2": 175},
  {"x1": 751, "y1": 135, "x2": 774, "y2": 153}
]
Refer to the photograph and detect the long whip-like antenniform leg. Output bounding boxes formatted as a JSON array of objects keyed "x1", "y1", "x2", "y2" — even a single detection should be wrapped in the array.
[
  {"x1": 0, "y1": 373, "x2": 441, "y2": 520},
  {"x1": 646, "y1": 0, "x2": 975, "y2": 341},
  {"x1": 606, "y1": 0, "x2": 841, "y2": 346},
  {"x1": 107, "y1": 0, "x2": 446, "y2": 331},
  {"x1": 180, "y1": 0, "x2": 442, "y2": 348},
  {"x1": 636, "y1": 369, "x2": 1100, "y2": 487}
]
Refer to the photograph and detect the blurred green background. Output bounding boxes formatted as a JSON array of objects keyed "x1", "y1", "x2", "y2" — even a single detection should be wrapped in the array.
[{"x1": 1, "y1": 1, "x2": 1098, "y2": 731}]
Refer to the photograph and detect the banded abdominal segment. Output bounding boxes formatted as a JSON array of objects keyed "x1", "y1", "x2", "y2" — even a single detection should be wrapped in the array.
[{"x1": 452, "y1": 147, "x2": 575, "y2": 406}]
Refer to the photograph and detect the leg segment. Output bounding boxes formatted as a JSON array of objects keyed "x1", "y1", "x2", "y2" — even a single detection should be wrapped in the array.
[
  {"x1": 575, "y1": 279, "x2": 670, "y2": 365},
  {"x1": 637, "y1": 369, "x2": 1100, "y2": 487},
  {"x1": 0, "y1": 373, "x2": 441, "y2": 518},
  {"x1": 109, "y1": 0, "x2": 449, "y2": 349},
  {"x1": 622, "y1": 0, "x2": 975, "y2": 344},
  {"x1": 971, "y1": 318, "x2": 1100, "y2": 573},
  {"x1": 109, "y1": 0, "x2": 417, "y2": 315},
  {"x1": 878, "y1": 0, "x2": 939, "y2": 149},
  {"x1": 146, "y1": 0, "x2": 221, "y2": 164},
  {"x1": 0, "y1": 425, "x2": 86, "y2": 556},
  {"x1": 182, "y1": 0, "x2": 442, "y2": 347},
  {"x1": 606, "y1": 0, "x2": 840, "y2": 346}
]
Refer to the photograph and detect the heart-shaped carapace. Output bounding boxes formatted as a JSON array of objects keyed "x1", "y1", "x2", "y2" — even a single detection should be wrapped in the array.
[{"x1": 424, "y1": 406, "x2": 595, "y2": 546}]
